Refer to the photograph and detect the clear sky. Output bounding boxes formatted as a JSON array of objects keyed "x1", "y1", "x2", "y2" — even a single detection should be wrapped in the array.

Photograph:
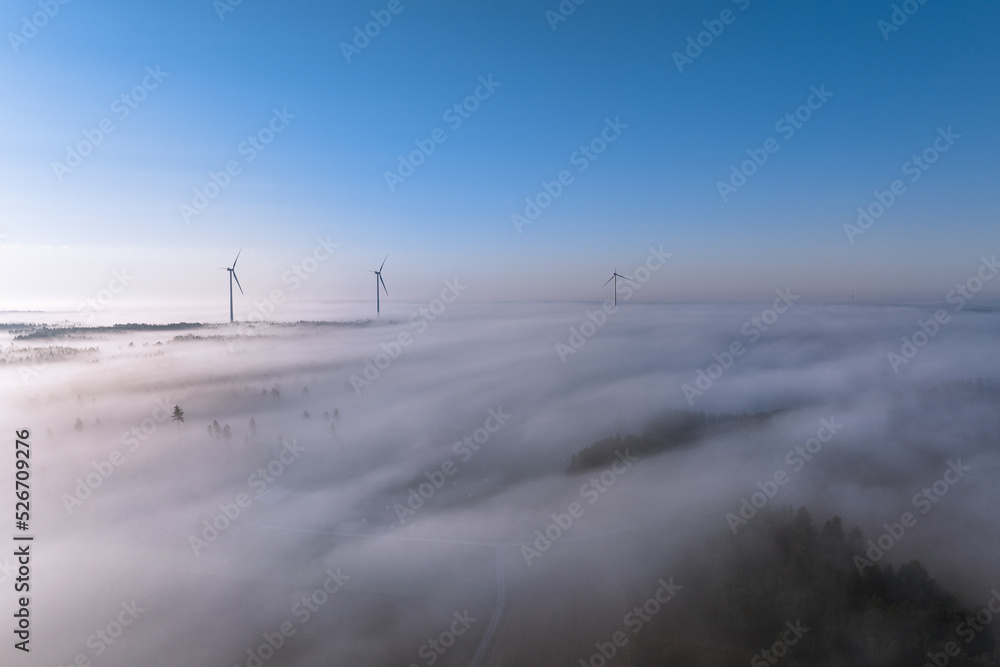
[{"x1": 1, "y1": 0, "x2": 998, "y2": 309}]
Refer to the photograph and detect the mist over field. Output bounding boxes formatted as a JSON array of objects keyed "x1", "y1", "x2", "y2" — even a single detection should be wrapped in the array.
[
  {"x1": 2, "y1": 300, "x2": 999, "y2": 665},
  {"x1": 3, "y1": 0, "x2": 999, "y2": 662}
]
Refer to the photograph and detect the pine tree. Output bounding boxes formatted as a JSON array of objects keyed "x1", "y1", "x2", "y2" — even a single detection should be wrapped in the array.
[{"x1": 171, "y1": 405, "x2": 185, "y2": 432}]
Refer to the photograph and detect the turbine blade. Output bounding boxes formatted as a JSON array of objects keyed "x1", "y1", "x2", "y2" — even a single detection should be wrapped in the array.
[
  {"x1": 603, "y1": 276, "x2": 615, "y2": 286},
  {"x1": 232, "y1": 248, "x2": 242, "y2": 269},
  {"x1": 379, "y1": 273, "x2": 388, "y2": 295},
  {"x1": 232, "y1": 271, "x2": 244, "y2": 295},
  {"x1": 620, "y1": 273, "x2": 635, "y2": 282},
  {"x1": 379, "y1": 255, "x2": 387, "y2": 272}
]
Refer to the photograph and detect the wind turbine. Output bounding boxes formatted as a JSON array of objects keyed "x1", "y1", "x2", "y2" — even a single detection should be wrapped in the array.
[
  {"x1": 221, "y1": 249, "x2": 244, "y2": 323},
  {"x1": 370, "y1": 255, "x2": 388, "y2": 315},
  {"x1": 603, "y1": 268, "x2": 634, "y2": 307}
]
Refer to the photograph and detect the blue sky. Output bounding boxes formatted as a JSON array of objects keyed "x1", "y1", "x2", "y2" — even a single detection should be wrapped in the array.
[{"x1": 1, "y1": 0, "x2": 998, "y2": 308}]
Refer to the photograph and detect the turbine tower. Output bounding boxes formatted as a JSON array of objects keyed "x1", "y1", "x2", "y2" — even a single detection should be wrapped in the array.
[
  {"x1": 604, "y1": 268, "x2": 634, "y2": 307},
  {"x1": 371, "y1": 255, "x2": 388, "y2": 315},
  {"x1": 221, "y1": 249, "x2": 244, "y2": 323}
]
